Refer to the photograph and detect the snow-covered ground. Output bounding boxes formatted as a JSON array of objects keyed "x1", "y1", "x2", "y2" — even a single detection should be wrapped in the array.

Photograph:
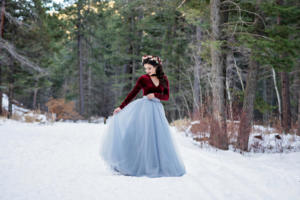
[
  {"x1": 185, "y1": 120, "x2": 300, "y2": 153},
  {"x1": 0, "y1": 119, "x2": 300, "y2": 200}
]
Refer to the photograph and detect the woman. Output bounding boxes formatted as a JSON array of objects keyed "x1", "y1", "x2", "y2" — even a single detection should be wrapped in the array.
[{"x1": 100, "y1": 55, "x2": 186, "y2": 178}]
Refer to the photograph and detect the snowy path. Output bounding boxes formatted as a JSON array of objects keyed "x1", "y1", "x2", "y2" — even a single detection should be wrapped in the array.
[{"x1": 0, "y1": 120, "x2": 299, "y2": 200}]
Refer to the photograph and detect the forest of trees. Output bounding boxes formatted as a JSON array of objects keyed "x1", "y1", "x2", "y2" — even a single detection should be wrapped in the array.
[{"x1": 0, "y1": 0, "x2": 299, "y2": 150}]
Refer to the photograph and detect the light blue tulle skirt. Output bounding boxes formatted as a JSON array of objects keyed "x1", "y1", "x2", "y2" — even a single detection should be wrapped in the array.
[{"x1": 99, "y1": 96, "x2": 186, "y2": 178}]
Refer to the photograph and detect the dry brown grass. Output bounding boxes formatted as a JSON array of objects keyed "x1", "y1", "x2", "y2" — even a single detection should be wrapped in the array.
[
  {"x1": 46, "y1": 98, "x2": 83, "y2": 121},
  {"x1": 23, "y1": 111, "x2": 44, "y2": 123},
  {"x1": 24, "y1": 114, "x2": 37, "y2": 123},
  {"x1": 11, "y1": 112, "x2": 23, "y2": 121},
  {"x1": 190, "y1": 118, "x2": 210, "y2": 134},
  {"x1": 170, "y1": 117, "x2": 191, "y2": 132}
]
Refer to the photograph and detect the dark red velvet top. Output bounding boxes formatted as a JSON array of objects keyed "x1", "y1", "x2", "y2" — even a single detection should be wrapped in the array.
[{"x1": 119, "y1": 74, "x2": 169, "y2": 109}]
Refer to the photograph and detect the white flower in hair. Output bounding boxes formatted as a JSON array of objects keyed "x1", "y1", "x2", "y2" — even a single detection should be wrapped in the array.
[
  {"x1": 142, "y1": 55, "x2": 152, "y2": 61},
  {"x1": 142, "y1": 55, "x2": 162, "y2": 65}
]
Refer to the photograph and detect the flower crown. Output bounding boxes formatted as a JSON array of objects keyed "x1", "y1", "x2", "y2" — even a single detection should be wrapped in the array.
[{"x1": 142, "y1": 55, "x2": 162, "y2": 65}]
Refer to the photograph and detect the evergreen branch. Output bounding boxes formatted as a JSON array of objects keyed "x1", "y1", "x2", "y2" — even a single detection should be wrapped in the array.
[
  {"x1": 177, "y1": 0, "x2": 186, "y2": 9},
  {"x1": 221, "y1": 0, "x2": 266, "y2": 28},
  {"x1": 235, "y1": 32, "x2": 274, "y2": 41},
  {"x1": 3, "y1": 10, "x2": 31, "y2": 28},
  {"x1": 0, "y1": 38, "x2": 47, "y2": 74}
]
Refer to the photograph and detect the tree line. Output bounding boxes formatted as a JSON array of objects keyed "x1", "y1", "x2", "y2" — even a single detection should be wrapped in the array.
[{"x1": 0, "y1": 0, "x2": 299, "y2": 151}]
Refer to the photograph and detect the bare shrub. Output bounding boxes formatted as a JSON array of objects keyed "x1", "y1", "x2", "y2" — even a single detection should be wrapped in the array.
[
  {"x1": 190, "y1": 117, "x2": 210, "y2": 135},
  {"x1": 24, "y1": 114, "x2": 36, "y2": 123},
  {"x1": 170, "y1": 117, "x2": 191, "y2": 132},
  {"x1": 45, "y1": 98, "x2": 83, "y2": 121},
  {"x1": 227, "y1": 120, "x2": 239, "y2": 145},
  {"x1": 270, "y1": 117, "x2": 284, "y2": 134},
  {"x1": 11, "y1": 112, "x2": 22, "y2": 121}
]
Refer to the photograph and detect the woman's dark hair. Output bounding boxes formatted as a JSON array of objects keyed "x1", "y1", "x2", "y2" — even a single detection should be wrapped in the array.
[{"x1": 142, "y1": 57, "x2": 167, "y2": 88}]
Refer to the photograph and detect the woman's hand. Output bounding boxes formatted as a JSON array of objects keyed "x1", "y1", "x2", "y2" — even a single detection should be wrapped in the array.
[
  {"x1": 147, "y1": 93, "x2": 155, "y2": 99},
  {"x1": 113, "y1": 107, "x2": 122, "y2": 115}
]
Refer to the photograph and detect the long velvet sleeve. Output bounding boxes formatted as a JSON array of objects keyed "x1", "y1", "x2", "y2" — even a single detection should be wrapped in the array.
[
  {"x1": 154, "y1": 76, "x2": 169, "y2": 101},
  {"x1": 119, "y1": 76, "x2": 143, "y2": 109}
]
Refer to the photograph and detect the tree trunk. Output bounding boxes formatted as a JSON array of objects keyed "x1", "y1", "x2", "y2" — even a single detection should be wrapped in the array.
[
  {"x1": 33, "y1": 87, "x2": 38, "y2": 110},
  {"x1": 130, "y1": 15, "x2": 136, "y2": 89},
  {"x1": 77, "y1": 0, "x2": 84, "y2": 116},
  {"x1": 85, "y1": 0, "x2": 92, "y2": 117},
  {"x1": 8, "y1": 83, "x2": 13, "y2": 118},
  {"x1": 0, "y1": 0, "x2": 5, "y2": 116},
  {"x1": 193, "y1": 20, "x2": 203, "y2": 117},
  {"x1": 82, "y1": 31, "x2": 89, "y2": 117},
  {"x1": 280, "y1": 71, "x2": 291, "y2": 133},
  {"x1": 237, "y1": 55, "x2": 259, "y2": 151},
  {"x1": 122, "y1": 15, "x2": 134, "y2": 95},
  {"x1": 276, "y1": 0, "x2": 291, "y2": 133},
  {"x1": 262, "y1": 74, "x2": 268, "y2": 125},
  {"x1": 272, "y1": 68, "x2": 282, "y2": 122},
  {"x1": 209, "y1": 0, "x2": 228, "y2": 150},
  {"x1": 7, "y1": 65, "x2": 14, "y2": 119},
  {"x1": 297, "y1": 93, "x2": 300, "y2": 136},
  {"x1": 87, "y1": 64, "x2": 91, "y2": 115},
  {"x1": 237, "y1": 0, "x2": 262, "y2": 151},
  {"x1": 295, "y1": 65, "x2": 300, "y2": 136},
  {"x1": 233, "y1": 55, "x2": 245, "y2": 91},
  {"x1": 226, "y1": 49, "x2": 235, "y2": 121}
]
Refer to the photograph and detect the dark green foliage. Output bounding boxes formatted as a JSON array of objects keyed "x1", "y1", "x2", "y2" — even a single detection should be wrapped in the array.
[{"x1": 1, "y1": 0, "x2": 299, "y2": 122}]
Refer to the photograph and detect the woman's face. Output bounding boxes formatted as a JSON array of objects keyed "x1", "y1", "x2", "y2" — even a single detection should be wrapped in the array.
[{"x1": 144, "y1": 63, "x2": 156, "y2": 75}]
